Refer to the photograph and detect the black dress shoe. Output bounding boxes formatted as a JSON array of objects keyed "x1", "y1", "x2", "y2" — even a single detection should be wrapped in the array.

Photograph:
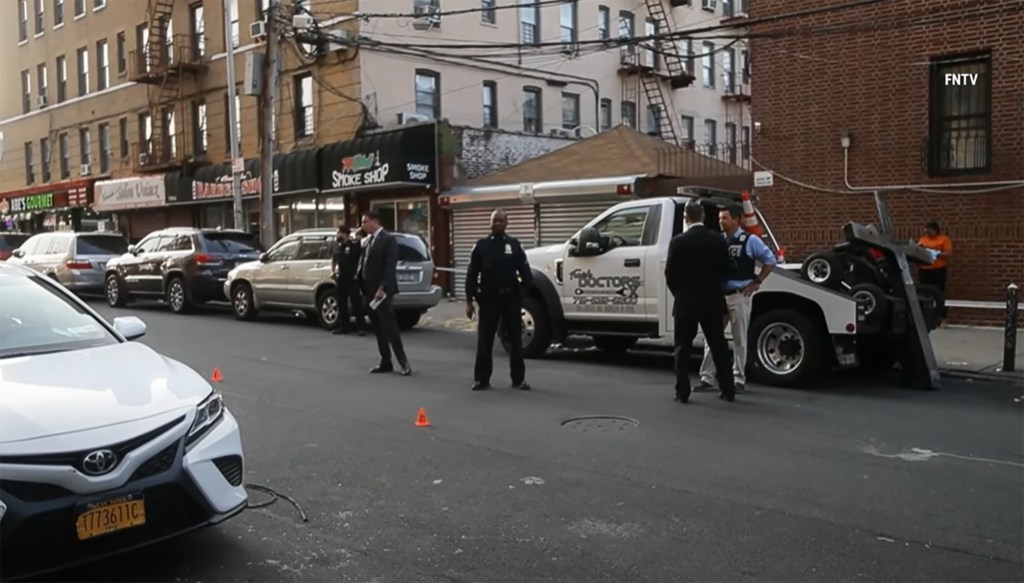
[
  {"x1": 674, "y1": 391, "x2": 690, "y2": 403},
  {"x1": 399, "y1": 365, "x2": 412, "y2": 376},
  {"x1": 471, "y1": 382, "x2": 490, "y2": 391},
  {"x1": 513, "y1": 382, "x2": 531, "y2": 391},
  {"x1": 357, "y1": 330, "x2": 367, "y2": 336},
  {"x1": 719, "y1": 391, "x2": 736, "y2": 402},
  {"x1": 370, "y1": 364, "x2": 394, "y2": 374}
]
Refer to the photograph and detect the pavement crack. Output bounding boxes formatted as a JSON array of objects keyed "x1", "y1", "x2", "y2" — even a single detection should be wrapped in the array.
[{"x1": 859, "y1": 529, "x2": 1020, "y2": 565}]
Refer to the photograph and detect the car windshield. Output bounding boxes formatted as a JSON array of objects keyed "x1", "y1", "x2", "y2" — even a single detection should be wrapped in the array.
[
  {"x1": 0, "y1": 275, "x2": 119, "y2": 358},
  {"x1": 396, "y1": 235, "x2": 431, "y2": 262},
  {"x1": 202, "y1": 232, "x2": 263, "y2": 254},
  {"x1": 0, "y1": 234, "x2": 30, "y2": 250},
  {"x1": 76, "y1": 234, "x2": 129, "y2": 255}
]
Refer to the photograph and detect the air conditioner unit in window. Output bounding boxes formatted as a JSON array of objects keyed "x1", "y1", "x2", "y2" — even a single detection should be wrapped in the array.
[
  {"x1": 397, "y1": 112, "x2": 431, "y2": 125},
  {"x1": 412, "y1": 5, "x2": 441, "y2": 30},
  {"x1": 702, "y1": 0, "x2": 716, "y2": 11},
  {"x1": 549, "y1": 128, "x2": 574, "y2": 138},
  {"x1": 37, "y1": 95, "x2": 48, "y2": 108},
  {"x1": 80, "y1": 163, "x2": 91, "y2": 176},
  {"x1": 250, "y1": 20, "x2": 267, "y2": 41},
  {"x1": 138, "y1": 153, "x2": 149, "y2": 166}
]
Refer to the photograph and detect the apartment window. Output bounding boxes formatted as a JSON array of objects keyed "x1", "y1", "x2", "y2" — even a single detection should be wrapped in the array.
[
  {"x1": 190, "y1": 2, "x2": 205, "y2": 59},
  {"x1": 599, "y1": 98, "x2": 612, "y2": 131},
  {"x1": 116, "y1": 31, "x2": 126, "y2": 74},
  {"x1": 79, "y1": 127, "x2": 91, "y2": 166},
  {"x1": 741, "y1": 125, "x2": 750, "y2": 158},
  {"x1": 97, "y1": 39, "x2": 109, "y2": 90},
  {"x1": 59, "y1": 132, "x2": 69, "y2": 178},
  {"x1": 33, "y1": 0, "x2": 44, "y2": 35},
  {"x1": 704, "y1": 119, "x2": 717, "y2": 154},
  {"x1": 560, "y1": 1, "x2": 577, "y2": 44},
  {"x1": 25, "y1": 142, "x2": 35, "y2": 185},
  {"x1": 722, "y1": 0, "x2": 732, "y2": 17},
  {"x1": 725, "y1": 121, "x2": 737, "y2": 164},
  {"x1": 680, "y1": 115, "x2": 695, "y2": 144},
  {"x1": 481, "y1": 0, "x2": 495, "y2": 24},
  {"x1": 227, "y1": 0, "x2": 238, "y2": 49},
  {"x1": 560, "y1": 92, "x2": 580, "y2": 131},
  {"x1": 136, "y1": 23, "x2": 149, "y2": 73},
  {"x1": 21, "y1": 70, "x2": 31, "y2": 114},
  {"x1": 621, "y1": 101, "x2": 636, "y2": 129},
  {"x1": 164, "y1": 107, "x2": 177, "y2": 159},
  {"x1": 740, "y1": 49, "x2": 749, "y2": 84},
  {"x1": 295, "y1": 73, "x2": 314, "y2": 137},
  {"x1": 94, "y1": 0, "x2": 105, "y2": 9},
  {"x1": 192, "y1": 99, "x2": 207, "y2": 154},
  {"x1": 37, "y1": 63, "x2": 47, "y2": 105},
  {"x1": 598, "y1": 6, "x2": 609, "y2": 40},
  {"x1": 414, "y1": 70, "x2": 440, "y2": 118},
  {"x1": 645, "y1": 105, "x2": 661, "y2": 137},
  {"x1": 257, "y1": 0, "x2": 271, "y2": 18},
  {"x1": 723, "y1": 48, "x2": 735, "y2": 92},
  {"x1": 702, "y1": 41, "x2": 715, "y2": 88},
  {"x1": 928, "y1": 52, "x2": 991, "y2": 176},
  {"x1": 618, "y1": 11, "x2": 634, "y2": 64},
  {"x1": 74, "y1": 0, "x2": 84, "y2": 17},
  {"x1": 482, "y1": 81, "x2": 497, "y2": 128},
  {"x1": 679, "y1": 39, "x2": 693, "y2": 74},
  {"x1": 522, "y1": 86, "x2": 542, "y2": 133},
  {"x1": 18, "y1": 0, "x2": 28, "y2": 42},
  {"x1": 97, "y1": 122, "x2": 110, "y2": 173},
  {"x1": 163, "y1": 17, "x2": 174, "y2": 64},
  {"x1": 56, "y1": 55, "x2": 67, "y2": 102},
  {"x1": 77, "y1": 47, "x2": 89, "y2": 96},
  {"x1": 40, "y1": 137, "x2": 51, "y2": 182},
  {"x1": 139, "y1": 112, "x2": 152, "y2": 155},
  {"x1": 519, "y1": 2, "x2": 539, "y2": 45},
  {"x1": 119, "y1": 117, "x2": 128, "y2": 158},
  {"x1": 53, "y1": 0, "x2": 63, "y2": 26}
]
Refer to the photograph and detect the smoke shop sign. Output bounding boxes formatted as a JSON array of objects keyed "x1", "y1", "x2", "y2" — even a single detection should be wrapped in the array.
[
  {"x1": 5, "y1": 192, "x2": 55, "y2": 213},
  {"x1": 331, "y1": 152, "x2": 391, "y2": 189},
  {"x1": 193, "y1": 171, "x2": 263, "y2": 199}
]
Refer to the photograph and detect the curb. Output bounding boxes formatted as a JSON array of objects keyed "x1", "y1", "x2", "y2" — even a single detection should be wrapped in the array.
[{"x1": 940, "y1": 369, "x2": 1024, "y2": 385}]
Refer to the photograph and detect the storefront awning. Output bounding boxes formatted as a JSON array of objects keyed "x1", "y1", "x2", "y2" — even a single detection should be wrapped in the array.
[
  {"x1": 273, "y1": 149, "x2": 318, "y2": 196},
  {"x1": 94, "y1": 175, "x2": 166, "y2": 211},
  {"x1": 167, "y1": 159, "x2": 262, "y2": 204},
  {"x1": 439, "y1": 174, "x2": 648, "y2": 208},
  {"x1": 0, "y1": 178, "x2": 93, "y2": 216},
  {"x1": 318, "y1": 122, "x2": 437, "y2": 194}
]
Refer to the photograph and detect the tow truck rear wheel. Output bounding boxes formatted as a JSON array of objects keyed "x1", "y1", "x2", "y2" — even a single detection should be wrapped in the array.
[
  {"x1": 748, "y1": 308, "x2": 823, "y2": 387},
  {"x1": 800, "y1": 252, "x2": 843, "y2": 288}
]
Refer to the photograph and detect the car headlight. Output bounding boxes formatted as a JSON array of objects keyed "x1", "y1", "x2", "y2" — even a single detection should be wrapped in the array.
[{"x1": 185, "y1": 391, "x2": 225, "y2": 448}]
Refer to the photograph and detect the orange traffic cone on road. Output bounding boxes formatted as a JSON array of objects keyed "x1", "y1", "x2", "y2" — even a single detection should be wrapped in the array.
[
  {"x1": 414, "y1": 407, "x2": 431, "y2": 427},
  {"x1": 211, "y1": 367, "x2": 223, "y2": 383},
  {"x1": 740, "y1": 190, "x2": 765, "y2": 237}
]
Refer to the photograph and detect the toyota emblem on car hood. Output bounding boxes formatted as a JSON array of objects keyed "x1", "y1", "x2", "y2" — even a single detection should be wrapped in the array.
[{"x1": 82, "y1": 449, "x2": 118, "y2": 475}]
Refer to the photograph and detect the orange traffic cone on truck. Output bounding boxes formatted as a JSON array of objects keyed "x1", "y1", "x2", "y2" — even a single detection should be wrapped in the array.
[{"x1": 740, "y1": 191, "x2": 764, "y2": 237}]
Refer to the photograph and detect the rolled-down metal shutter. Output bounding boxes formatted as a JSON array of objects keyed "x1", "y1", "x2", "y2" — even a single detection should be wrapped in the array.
[
  {"x1": 538, "y1": 201, "x2": 618, "y2": 246},
  {"x1": 451, "y1": 205, "x2": 536, "y2": 298}
]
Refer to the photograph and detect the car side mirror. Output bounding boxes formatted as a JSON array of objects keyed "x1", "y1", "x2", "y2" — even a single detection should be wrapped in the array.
[
  {"x1": 259, "y1": 252, "x2": 269, "y2": 263},
  {"x1": 112, "y1": 316, "x2": 147, "y2": 340},
  {"x1": 11, "y1": 249, "x2": 25, "y2": 258},
  {"x1": 127, "y1": 245, "x2": 139, "y2": 255},
  {"x1": 575, "y1": 227, "x2": 604, "y2": 257}
]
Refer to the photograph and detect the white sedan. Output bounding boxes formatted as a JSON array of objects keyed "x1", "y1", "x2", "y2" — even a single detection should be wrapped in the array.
[{"x1": 0, "y1": 261, "x2": 247, "y2": 580}]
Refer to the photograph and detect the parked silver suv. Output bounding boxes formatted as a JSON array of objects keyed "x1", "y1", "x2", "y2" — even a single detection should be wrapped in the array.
[
  {"x1": 224, "y1": 228, "x2": 442, "y2": 330},
  {"x1": 8, "y1": 231, "x2": 128, "y2": 293}
]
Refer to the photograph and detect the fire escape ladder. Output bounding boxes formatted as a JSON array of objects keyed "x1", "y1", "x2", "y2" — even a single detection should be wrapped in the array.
[
  {"x1": 640, "y1": 74, "x2": 679, "y2": 145},
  {"x1": 643, "y1": 0, "x2": 694, "y2": 88}
]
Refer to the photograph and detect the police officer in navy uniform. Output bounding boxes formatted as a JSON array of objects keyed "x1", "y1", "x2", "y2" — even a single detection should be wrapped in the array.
[
  {"x1": 465, "y1": 209, "x2": 533, "y2": 391},
  {"x1": 331, "y1": 225, "x2": 366, "y2": 336}
]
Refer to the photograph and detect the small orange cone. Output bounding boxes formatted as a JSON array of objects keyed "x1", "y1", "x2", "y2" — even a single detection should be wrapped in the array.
[
  {"x1": 211, "y1": 367, "x2": 223, "y2": 382},
  {"x1": 740, "y1": 190, "x2": 765, "y2": 237},
  {"x1": 414, "y1": 407, "x2": 431, "y2": 427}
]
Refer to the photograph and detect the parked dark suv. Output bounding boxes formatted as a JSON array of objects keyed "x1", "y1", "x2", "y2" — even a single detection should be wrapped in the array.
[{"x1": 104, "y1": 227, "x2": 264, "y2": 313}]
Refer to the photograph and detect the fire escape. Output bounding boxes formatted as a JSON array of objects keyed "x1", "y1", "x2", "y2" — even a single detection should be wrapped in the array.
[
  {"x1": 618, "y1": 0, "x2": 695, "y2": 146},
  {"x1": 128, "y1": 0, "x2": 207, "y2": 173}
]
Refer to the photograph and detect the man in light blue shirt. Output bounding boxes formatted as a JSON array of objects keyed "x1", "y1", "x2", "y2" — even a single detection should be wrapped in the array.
[{"x1": 696, "y1": 203, "x2": 778, "y2": 393}]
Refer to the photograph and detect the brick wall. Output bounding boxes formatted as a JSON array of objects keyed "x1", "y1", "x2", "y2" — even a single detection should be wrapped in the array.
[
  {"x1": 453, "y1": 126, "x2": 575, "y2": 180},
  {"x1": 749, "y1": 0, "x2": 1024, "y2": 325}
]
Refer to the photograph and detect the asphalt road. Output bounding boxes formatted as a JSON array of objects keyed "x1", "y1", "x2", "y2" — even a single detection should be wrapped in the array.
[{"x1": 33, "y1": 299, "x2": 1024, "y2": 583}]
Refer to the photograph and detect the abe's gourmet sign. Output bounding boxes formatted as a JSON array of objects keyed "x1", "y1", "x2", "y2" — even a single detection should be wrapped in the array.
[{"x1": 7, "y1": 192, "x2": 56, "y2": 212}]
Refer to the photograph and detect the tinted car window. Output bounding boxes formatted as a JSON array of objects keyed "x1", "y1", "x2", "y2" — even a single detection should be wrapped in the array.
[
  {"x1": 135, "y1": 236, "x2": 164, "y2": 254},
  {"x1": 396, "y1": 235, "x2": 430, "y2": 262},
  {"x1": 0, "y1": 234, "x2": 29, "y2": 251},
  {"x1": 76, "y1": 235, "x2": 129, "y2": 255},
  {"x1": 202, "y1": 232, "x2": 263, "y2": 254},
  {"x1": 159, "y1": 235, "x2": 193, "y2": 252}
]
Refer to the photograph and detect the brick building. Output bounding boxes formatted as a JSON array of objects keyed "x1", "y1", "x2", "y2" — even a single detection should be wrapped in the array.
[{"x1": 748, "y1": 0, "x2": 1024, "y2": 324}]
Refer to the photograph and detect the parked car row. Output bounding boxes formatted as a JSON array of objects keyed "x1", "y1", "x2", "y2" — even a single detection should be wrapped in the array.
[{"x1": 3, "y1": 227, "x2": 443, "y2": 331}]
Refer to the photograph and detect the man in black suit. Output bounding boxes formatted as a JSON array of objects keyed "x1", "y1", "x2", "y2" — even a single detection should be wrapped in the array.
[
  {"x1": 664, "y1": 202, "x2": 736, "y2": 403},
  {"x1": 357, "y1": 211, "x2": 412, "y2": 376}
]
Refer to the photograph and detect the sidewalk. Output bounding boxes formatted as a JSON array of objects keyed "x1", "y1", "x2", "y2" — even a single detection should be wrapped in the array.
[{"x1": 422, "y1": 299, "x2": 1024, "y2": 384}]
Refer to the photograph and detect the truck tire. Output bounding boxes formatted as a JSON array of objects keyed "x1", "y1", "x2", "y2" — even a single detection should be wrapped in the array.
[
  {"x1": 800, "y1": 252, "x2": 843, "y2": 288},
  {"x1": 747, "y1": 308, "x2": 824, "y2": 387},
  {"x1": 915, "y1": 284, "x2": 944, "y2": 331},
  {"x1": 502, "y1": 296, "x2": 552, "y2": 358},
  {"x1": 592, "y1": 335, "x2": 638, "y2": 355},
  {"x1": 849, "y1": 282, "x2": 888, "y2": 326}
]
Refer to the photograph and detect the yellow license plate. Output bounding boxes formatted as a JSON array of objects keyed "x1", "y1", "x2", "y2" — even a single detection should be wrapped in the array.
[{"x1": 75, "y1": 495, "x2": 146, "y2": 540}]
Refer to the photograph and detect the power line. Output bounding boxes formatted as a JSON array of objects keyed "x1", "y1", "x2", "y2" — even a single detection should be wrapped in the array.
[{"x1": 307, "y1": 0, "x2": 565, "y2": 19}]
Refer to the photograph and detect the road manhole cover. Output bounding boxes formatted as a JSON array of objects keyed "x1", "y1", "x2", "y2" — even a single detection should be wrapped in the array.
[{"x1": 561, "y1": 416, "x2": 640, "y2": 433}]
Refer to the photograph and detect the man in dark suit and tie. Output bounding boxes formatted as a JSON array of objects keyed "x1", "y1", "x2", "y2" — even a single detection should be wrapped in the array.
[
  {"x1": 357, "y1": 211, "x2": 412, "y2": 376},
  {"x1": 664, "y1": 202, "x2": 736, "y2": 403}
]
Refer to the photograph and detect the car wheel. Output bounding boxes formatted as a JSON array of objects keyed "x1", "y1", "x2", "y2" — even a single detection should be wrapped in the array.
[
  {"x1": 105, "y1": 273, "x2": 127, "y2": 307},
  {"x1": 915, "y1": 284, "x2": 945, "y2": 331},
  {"x1": 849, "y1": 282, "x2": 888, "y2": 326},
  {"x1": 232, "y1": 282, "x2": 258, "y2": 321},
  {"x1": 747, "y1": 308, "x2": 824, "y2": 387},
  {"x1": 316, "y1": 288, "x2": 339, "y2": 330},
  {"x1": 166, "y1": 277, "x2": 193, "y2": 314},
  {"x1": 501, "y1": 296, "x2": 553, "y2": 359},
  {"x1": 396, "y1": 310, "x2": 422, "y2": 330},
  {"x1": 800, "y1": 252, "x2": 843, "y2": 288},
  {"x1": 592, "y1": 335, "x2": 638, "y2": 355}
]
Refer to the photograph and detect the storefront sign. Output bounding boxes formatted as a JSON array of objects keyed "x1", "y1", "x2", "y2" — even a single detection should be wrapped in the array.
[
  {"x1": 94, "y1": 176, "x2": 166, "y2": 211},
  {"x1": 193, "y1": 171, "x2": 262, "y2": 199},
  {"x1": 6, "y1": 192, "x2": 56, "y2": 212},
  {"x1": 319, "y1": 123, "x2": 437, "y2": 193},
  {"x1": 331, "y1": 151, "x2": 392, "y2": 189}
]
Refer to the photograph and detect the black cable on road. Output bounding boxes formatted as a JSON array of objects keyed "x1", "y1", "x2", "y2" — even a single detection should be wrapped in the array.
[{"x1": 245, "y1": 483, "x2": 309, "y2": 522}]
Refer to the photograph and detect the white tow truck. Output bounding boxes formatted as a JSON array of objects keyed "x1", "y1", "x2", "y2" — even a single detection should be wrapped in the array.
[{"x1": 510, "y1": 192, "x2": 867, "y2": 387}]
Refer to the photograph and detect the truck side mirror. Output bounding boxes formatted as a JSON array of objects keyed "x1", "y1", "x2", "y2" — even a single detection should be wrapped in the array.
[{"x1": 575, "y1": 227, "x2": 604, "y2": 257}]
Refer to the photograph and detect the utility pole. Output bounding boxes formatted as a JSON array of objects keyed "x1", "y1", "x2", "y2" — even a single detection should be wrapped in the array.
[
  {"x1": 223, "y1": 0, "x2": 244, "y2": 231},
  {"x1": 258, "y1": 0, "x2": 280, "y2": 248}
]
